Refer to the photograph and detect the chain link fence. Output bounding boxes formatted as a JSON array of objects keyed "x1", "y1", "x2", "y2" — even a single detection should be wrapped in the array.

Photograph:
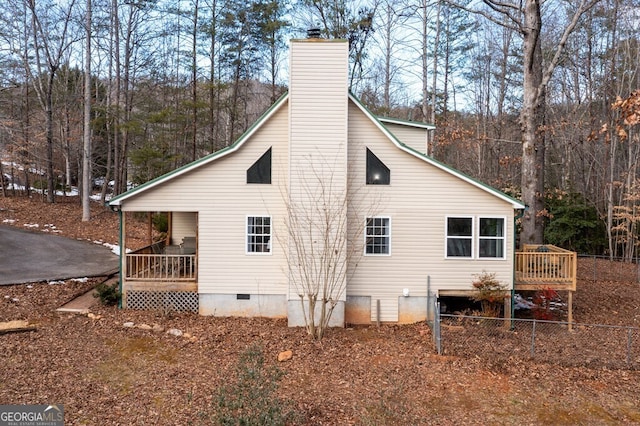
[
  {"x1": 579, "y1": 255, "x2": 640, "y2": 283},
  {"x1": 425, "y1": 258, "x2": 640, "y2": 370},
  {"x1": 432, "y1": 313, "x2": 640, "y2": 370}
]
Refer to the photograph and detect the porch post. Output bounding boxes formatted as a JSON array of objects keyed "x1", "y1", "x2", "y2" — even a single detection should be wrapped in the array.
[
  {"x1": 119, "y1": 209, "x2": 125, "y2": 308},
  {"x1": 147, "y1": 212, "x2": 153, "y2": 246}
]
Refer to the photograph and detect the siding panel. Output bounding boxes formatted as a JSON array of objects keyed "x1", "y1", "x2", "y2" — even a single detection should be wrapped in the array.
[
  {"x1": 383, "y1": 123, "x2": 428, "y2": 154},
  {"x1": 122, "y1": 104, "x2": 291, "y2": 296},
  {"x1": 347, "y1": 102, "x2": 515, "y2": 322}
]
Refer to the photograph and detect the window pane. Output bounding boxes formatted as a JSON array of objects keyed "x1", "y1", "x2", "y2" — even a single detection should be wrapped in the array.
[
  {"x1": 480, "y1": 218, "x2": 504, "y2": 237},
  {"x1": 247, "y1": 148, "x2": 272, "y2": 184},
  {"x1": 366, "y1": 148, "x2": 390, "y2": 185},
  {"x1": 479, "y1": 239, "x2": 504, "y2": 258},
  {"x1": 447, "y1": 238, "x2": 472, "y2": 257},
  {"x1": 447, "y1": 218, "x2": 472, "y2": 236}
]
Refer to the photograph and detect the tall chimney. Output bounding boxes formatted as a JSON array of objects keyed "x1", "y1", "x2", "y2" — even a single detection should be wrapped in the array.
[{"x1": 306, "y1": 28, "x2": 321, "y2": 39}]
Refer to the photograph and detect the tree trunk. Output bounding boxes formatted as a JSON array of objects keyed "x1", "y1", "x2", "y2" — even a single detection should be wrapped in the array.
[
  {"x1": 46, "y1": 72, "x2": 56, "y2": 204},
  {"x1": 82, "y1": 0, "x2": 92, "y2": 221},
  {"x1": 191, "y1": 0, "x2": 199, "y2": 162},
  {"x1": 519, "y1": 0, "x2": 544, "y2": 245}
]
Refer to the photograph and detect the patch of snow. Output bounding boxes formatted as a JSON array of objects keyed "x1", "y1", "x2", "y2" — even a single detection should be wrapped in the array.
[
  {"x1": 2, "y1": 219, "x2": 16, "y2": 224},
  {"x1": 514, "y1": 293, "x2": 535, "y2": 310},
  {"x1": 104, "y1": 243, "x2": 130, "y2": 256},
  {"x1": 23, "y1": 223, "x2": 39, "y2": 228},
  {"x1": 71, "y1": 277, "x2": 88, "y2": 283},
  {"x1": 48, "y1": 280, "x2": 65, "y2": 285},
  {"x1": 26, "y1": 285, "x2": 33, "y2": 289}
]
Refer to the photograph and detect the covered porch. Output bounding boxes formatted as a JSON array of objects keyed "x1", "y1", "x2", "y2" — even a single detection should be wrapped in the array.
[{"x1": 120, "y1": 211, "x2": 199, "y2": 312}]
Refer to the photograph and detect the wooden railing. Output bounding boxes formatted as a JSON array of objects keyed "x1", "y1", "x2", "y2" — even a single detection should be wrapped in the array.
[
  {"x1": 515, "y1": 244, "x2": 577, "y2": 291},
  {"x1": 125, "y1": 253, "x2": 196, "y2": 281}
]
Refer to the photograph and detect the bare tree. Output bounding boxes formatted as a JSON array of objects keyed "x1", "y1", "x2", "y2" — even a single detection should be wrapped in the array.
[
  {"x1": 447, "y1": 0, "x2": 602, "y2": 244},
  {"x1": 25, "y1": 0, "x2": 80, "y2": 203},
  {"x1": 281, "y1": 155, "x2": 377, "y2": 340},
  {"x1": 82, "y1": 0, "x2": 91, "y2": 221}
]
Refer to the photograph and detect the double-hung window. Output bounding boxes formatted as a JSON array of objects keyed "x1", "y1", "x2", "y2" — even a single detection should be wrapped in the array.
[
  {"x1": 445, "y1": 216, "x2": 506, "y2": 259},
  {"x1": 247, "y1": 216, "x2": 271, "y2": 254},
  {"x1": 446, "y1": 217, "x2": 473, "y2": 258},
  {"x1": 365, "y1": 217, "x2": 390, "y2": 255},
  {"x1": 478, "y1": 217, "x2": 505, "y2": 258}
]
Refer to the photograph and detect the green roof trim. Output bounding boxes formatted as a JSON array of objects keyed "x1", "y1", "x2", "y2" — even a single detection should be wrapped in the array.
[
  {"x1": 348, "y1": 93, "x2": 525, "y2": 209},
  {"x1": 109, "y1": 91, "x2": 289, "y2": 207},
  {"x1": 377, "y1": 116, "x2": 435, "y2": 130}
]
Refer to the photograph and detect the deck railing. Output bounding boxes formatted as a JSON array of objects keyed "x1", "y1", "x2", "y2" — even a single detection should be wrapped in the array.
[
  {"x1": 515, "y1": 244, "x2": 577, "y2": 290},
  {"x1": 125, "y1": 253, "x2": 196, "y2": 281}
]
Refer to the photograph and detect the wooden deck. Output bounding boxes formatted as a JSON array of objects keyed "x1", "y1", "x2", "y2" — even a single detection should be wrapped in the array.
[{"x1": 515, "y1": 244, "x2": 577, "y2": 291}]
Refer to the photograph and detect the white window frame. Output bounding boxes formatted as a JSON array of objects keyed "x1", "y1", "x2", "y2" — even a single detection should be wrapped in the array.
[
  {"x1": 478, "y1": 216, "x2": 507, "y2": 260},
  {"x1": 364, "y1": 216, "x2": 391, "y2": 256},
  {"x1": 445, "y1": 216, "x2": 474, "y2": 259},
  {"x1": 445, "y1": 216, "x2": 507, "y2": 260},
  {"x1": 246, "y1": 215, "x2": 272, "y2": 255}
]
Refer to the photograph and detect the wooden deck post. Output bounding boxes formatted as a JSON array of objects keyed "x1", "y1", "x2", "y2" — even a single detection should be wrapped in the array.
[
  {"x1": 568, "y1": 290, "x2": 573, "y2": 331},
  {"x1": 503, "y1": 295, "x2": 511, "y2": 330}
]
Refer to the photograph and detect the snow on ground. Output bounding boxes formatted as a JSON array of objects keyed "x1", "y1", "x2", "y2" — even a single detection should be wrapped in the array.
[
  {"x1": 48, "y1": 277, "x2": 88, "y2": 285},
  {"x1": 2, "y1": 193, "x2": 127, "y2": 255}
]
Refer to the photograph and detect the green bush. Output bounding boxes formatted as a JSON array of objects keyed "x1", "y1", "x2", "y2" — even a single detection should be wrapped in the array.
[
  {"x1": 93, "y1": 281, "x2": 121, "y2": 306},
  {"x1": 152, "y1": 213, "x2": 168, "y2": 233},
  {"x1": 205, "y1": 345, "x2": 301, "y2": 425}
]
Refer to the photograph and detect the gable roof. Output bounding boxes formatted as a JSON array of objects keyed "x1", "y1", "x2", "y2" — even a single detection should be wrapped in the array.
[
  {"x1": 109, "y1": 92, "x2": 289, "y2": 207},
  {"x1": 348, "y1": 93, "x2": 525, "y2": 209},
  {"x1": 109, "y1": 91, "x2": 524, "y2": 210}
]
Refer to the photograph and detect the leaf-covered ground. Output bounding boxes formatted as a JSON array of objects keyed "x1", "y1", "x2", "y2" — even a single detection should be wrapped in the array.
[{"x1": 1, "y1": 195, "x2": 640, "y2": 425}]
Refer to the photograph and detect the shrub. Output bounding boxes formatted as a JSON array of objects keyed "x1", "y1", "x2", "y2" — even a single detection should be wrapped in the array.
[
  {"x1": 470, "y1": 271, "x2": 508, "y2": 317},
  {"x1": 532, "y1": 288, "x2": 560, "y2": 320},
  {"x1": 93, "y1": 281, "x2": 121, "y2": 306},
  {"x1": 206, "y1": 344, "x2": 301, "y2": 425}
]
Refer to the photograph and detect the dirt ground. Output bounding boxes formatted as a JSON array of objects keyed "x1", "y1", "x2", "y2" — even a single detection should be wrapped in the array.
[{"x1": 1, "y1": 195, "x2": 640, "y2": 425}]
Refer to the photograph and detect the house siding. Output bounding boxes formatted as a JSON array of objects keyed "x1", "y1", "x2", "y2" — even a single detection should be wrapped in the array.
[
  {"x1": 113, "y1": 40, "x2": 522, "y2": 325},
  {"x1": 346, "y1": 102, "x2": 515, "y2": 322},
  {"x1": 383, "y1": 122, "x2": 429, "y2": 154},
  {"x1": 170, "y1": 212, "x2": 197, "y2": 246},
  {"x1": 120, "y1": 104, "x2": 291, "y2": 300}
]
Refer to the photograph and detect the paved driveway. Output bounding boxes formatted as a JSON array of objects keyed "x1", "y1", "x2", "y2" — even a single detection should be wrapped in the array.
[{"x1": 0, "y1": 225, "x2": 119, "y2": 285}]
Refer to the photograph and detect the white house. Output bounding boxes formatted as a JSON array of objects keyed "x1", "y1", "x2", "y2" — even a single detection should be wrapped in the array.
[{"x1": 108, "y1": 38, "x2": 526, "y2": 326}]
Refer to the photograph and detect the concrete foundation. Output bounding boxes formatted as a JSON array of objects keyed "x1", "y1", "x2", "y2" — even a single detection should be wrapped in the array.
[
  {"x1": 199, "y1": 294, "x2": 287, "y2": 318},
  {"x1": 398, "y1": 296, "x2": 428, "y2": 324},
  {"x1": 345, "y1": 295, "x2": 372, "y2": 324},
  {"x1": 287, "y1": 299, "x2": 345, "y2": 327}
]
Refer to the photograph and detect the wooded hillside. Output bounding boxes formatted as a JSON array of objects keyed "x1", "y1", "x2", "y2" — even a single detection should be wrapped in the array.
[{"x1": 1, "y1": 0, "x2": 639, "y2": 257}]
